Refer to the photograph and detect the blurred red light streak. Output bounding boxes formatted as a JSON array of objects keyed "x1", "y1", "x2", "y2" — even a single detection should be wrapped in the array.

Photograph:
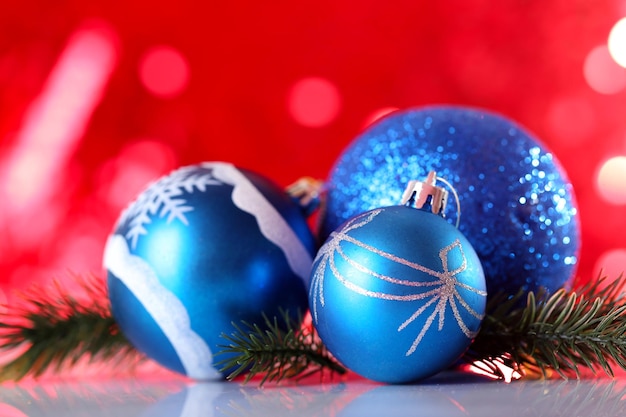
[{"x1": 0, "y1": 22, "x2": 118, "y2": 249}]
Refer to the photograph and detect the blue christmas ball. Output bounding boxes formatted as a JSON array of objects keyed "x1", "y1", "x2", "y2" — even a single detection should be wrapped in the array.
[
  {"x1": 319, "y1": 106, "x2": 580, "y2": 298},
  {"x1": 103, "y1": 162, "x2": 316, "y2": 379},
  {"x1": 310, "y1": 205, "x2": 487, "y2": 384}
]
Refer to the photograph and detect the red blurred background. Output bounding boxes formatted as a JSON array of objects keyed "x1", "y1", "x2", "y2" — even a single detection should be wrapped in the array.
[{"x1": 1, "y1": 0, "x2": 626, "y2": 301}]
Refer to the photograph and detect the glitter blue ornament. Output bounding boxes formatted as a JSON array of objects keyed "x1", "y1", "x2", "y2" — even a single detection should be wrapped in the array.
[
  {"x1": 103, "y1": 162, "x2": 316, "y2": 379},
  {"x1": 310, "y1": 174, "x2": 487, "y2": 384},
  {"x1": 319, "y1": 106, "x2": 580, "y2": 298}
]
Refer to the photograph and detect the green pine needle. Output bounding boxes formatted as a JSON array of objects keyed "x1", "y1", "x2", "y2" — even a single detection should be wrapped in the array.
[
  {"x1": 214, "y1": 310, "x2": 346, "y2": 385},
  {"x1": 464, "y1": 275, "x2": 626, "y2": 380},
  {"x1": 0, "y1": 273, "x2": 141, "y2": 381}
]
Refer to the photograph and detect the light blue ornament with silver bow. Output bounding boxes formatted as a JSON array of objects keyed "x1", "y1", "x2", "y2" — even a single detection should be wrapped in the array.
[{"x1": 309, "y1": 172, "x2": 487, "y2": 384}]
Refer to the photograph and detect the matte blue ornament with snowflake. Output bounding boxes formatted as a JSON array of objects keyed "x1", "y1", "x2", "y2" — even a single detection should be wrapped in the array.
[
  {"x1": 103, "y1": 162, "x2": 316, "y2": 379},
  {"x1": 319, "y1": 105, "x2": 580, "y2": 300},
  {"x1": 310, "y1": 173, "x2": 487, "y2": 384}
]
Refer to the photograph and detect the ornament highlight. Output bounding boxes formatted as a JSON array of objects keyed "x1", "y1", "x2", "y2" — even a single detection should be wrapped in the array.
[
  {"x1": 310, "y1": 174, "x2": 487, "y2": 384},
  {"x1": 319, "y1": 105, "x2": 580, "y2": 298},
  {"x1": 104, "y1": 162, "x2": 316, "y2": 379}
]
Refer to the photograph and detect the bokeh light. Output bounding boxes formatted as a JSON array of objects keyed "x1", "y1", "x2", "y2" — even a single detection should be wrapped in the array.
[
  {"x1": 55, "y1": 233, "x2": 104, "y2": 273},
  {"x1": 363, "y1": 107, "x2": 399, "y2": 128},
  {"x1": 545, "y1": 96, "x2": 595, "y2": 147},
  {"x1": 96, "y1": 139, "x2": 178, "y2": 210},
  {"x1": 608, "y1": 17, "x2": 626, "y2": 68},
  {"x1": 593, "y1": 248, "x2": 626, "y2": 281},
  {"x1": 583, "y1": 45, "x2": 626, "y2": 94},
  {"x1": 596, "y1": 155, "x2": 626, "y2": 204},
  {"x1": 0, "y1": 404, "x2": 29, "y2": 417},
  {"x1": 287, "y1": 77, "x2": 341, "y2": 127},
  {"x1": 0, "y1": 23, "x2": 118, "y2": 212},
  {"x1": 0, "y1": 21, "x2": 118, "y2": 283},
  {"x1": 139, "y1": 46, "x2": 190, "y2": 98}
]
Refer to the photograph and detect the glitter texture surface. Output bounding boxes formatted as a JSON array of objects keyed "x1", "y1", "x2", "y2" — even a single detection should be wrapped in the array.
[{"x1": 319, "y1": 106, "x2": 581, "y2": 297}]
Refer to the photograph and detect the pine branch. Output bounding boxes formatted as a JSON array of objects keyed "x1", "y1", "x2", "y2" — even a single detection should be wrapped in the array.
[
  {"x1": 464, "y1": 275, "x2": 626, "y2": 380},
  {"x1": 215, "y1": 276, "x2": 626, "y2": 385},
  {"x1": 0, "y1": 273, "x2": 142, "y2": 381},
  {"x1": 3, "y1": 271, "x2": 626, "y2": 384},
  {"x1": 214, "y1": 310, "x2": 347, "y2": 385}
]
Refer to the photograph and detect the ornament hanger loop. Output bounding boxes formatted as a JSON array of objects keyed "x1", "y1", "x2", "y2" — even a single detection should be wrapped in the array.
[{"x1": 400, "y1": 171, "x2": 461, "y2": 228}]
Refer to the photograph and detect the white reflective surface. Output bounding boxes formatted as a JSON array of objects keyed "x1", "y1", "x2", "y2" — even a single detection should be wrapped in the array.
[{"x1": 1, "y1": 372, "x2": 625, "y2": 417}]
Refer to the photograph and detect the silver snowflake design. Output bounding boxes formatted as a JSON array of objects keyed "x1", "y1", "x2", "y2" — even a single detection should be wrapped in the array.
[
  {"x1": 120, "y1": 166, "x2": 222, "y2": 249},
  {"x1": 310, "y1": 209, "x2": 487, "y2": 356}
]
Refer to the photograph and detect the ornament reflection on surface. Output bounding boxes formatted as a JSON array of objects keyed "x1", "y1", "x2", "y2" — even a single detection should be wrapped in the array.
[
  {"x1": 139, "y1": 373, "x2": 626, "y2": 417},
  {"x1": 104, "y1": 162, "x2": 316, "y2": 379},
  {"x1": 0, "y1": 379, "x2": 186, "y2": 417},
  {"x1": 140, "y1": 380, "x2": 366, "y2": 417},
  {"x1": 140, "y1": 382, "x2": 226, "y2": 417},
  {"x1": 0, "y1": 374, "x2": 625, "y2": 417},
  {"x1": 141, "y1": 379, "x2": 468, "y2": 417},
  {"x1": 337, "y1": 385, "x2": 467, "y2": 417},
  {"x1": 320, "y1": 106, "x2": 580, "y2": 298}
]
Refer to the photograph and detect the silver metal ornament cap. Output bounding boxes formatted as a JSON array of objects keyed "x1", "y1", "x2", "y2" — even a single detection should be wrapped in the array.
[
  {"x1": 401, "y1": 171, "x2": 449, "y2": 216},
  {"x1": 286, "y1": 176, "x2": 324, "y2": 216}
]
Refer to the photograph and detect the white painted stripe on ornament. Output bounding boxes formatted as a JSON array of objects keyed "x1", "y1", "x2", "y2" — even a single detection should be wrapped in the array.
[
  {"x1": 104, "y1": 234, "x2": 219, "y2": 380},
  {"x1": 206, "y1": 162, "x2": 313, "y2": 285}
]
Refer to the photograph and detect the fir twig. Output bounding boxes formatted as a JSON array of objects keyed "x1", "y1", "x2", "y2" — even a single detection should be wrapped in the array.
[
  {"x1": 0, "y1": 273, "x2": 141, "y2": 381},
  {"x1": 4, "y1": 271, "x2": 626, "y2": 384},
  {"x1": 464, "y1": 275, "x2": 626, "y2": 380},
  {"x1": 215, "y1": 310, "x2": 346, "y2": 385}
]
